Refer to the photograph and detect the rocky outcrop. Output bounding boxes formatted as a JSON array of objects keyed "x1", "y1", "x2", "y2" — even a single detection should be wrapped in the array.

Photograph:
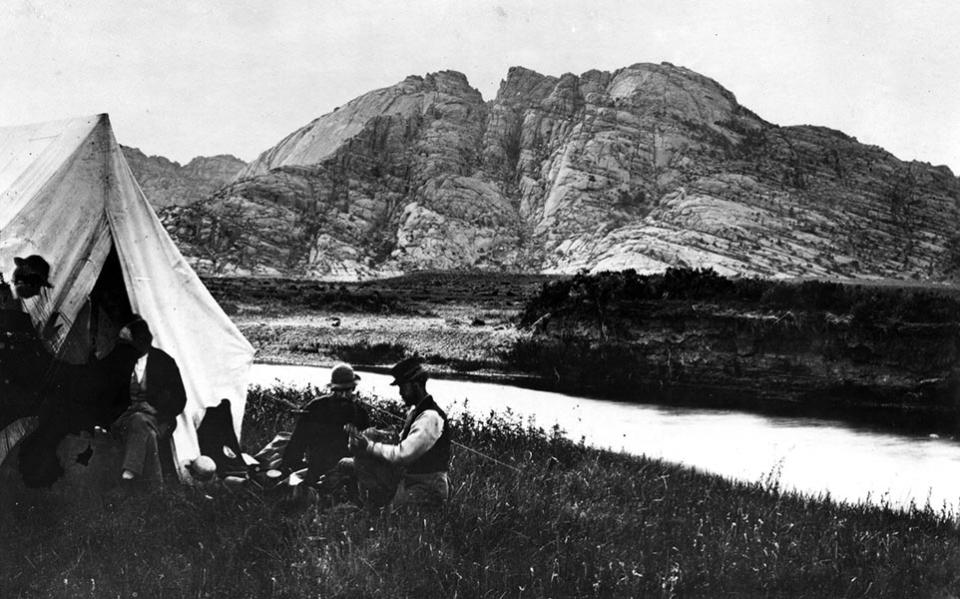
[
  {"x1": 160, "y1": 63, "x2": 960, "y2": 279},
  {"x1": 122, "y1": 146, "x2": 245, "y2": 208},
  {"x1": 162, "y1": 71, "x2": 525, "y2": 277},
  {"x1": 510, "y1": 269, "x2": 960, "y2": 422}
]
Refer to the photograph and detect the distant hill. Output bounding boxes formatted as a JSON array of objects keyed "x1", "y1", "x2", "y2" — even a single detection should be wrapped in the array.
[
  {"x1": 122, "y1": 146, "x2": 245, "y2": 208},
  {"x1": 157, "y1": 63, "x2": 960, "y2": 280}
]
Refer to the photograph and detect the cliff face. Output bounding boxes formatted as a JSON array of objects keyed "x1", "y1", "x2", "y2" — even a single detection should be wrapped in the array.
[
  {"x1": 122, "y1": 146, "x2": 246, "y2": 208},
  {"x1": 160, "y1": 63, "x2": 960, "y2": 279},
  {"x1": 511, "y1": 270, "x2": 960, "y2": 419},
  {"x1": 162, "y1": 71, "x2": 523, "y2": 277}
]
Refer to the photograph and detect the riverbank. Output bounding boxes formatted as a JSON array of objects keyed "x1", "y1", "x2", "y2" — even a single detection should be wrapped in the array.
[
  {"x1": 208, "y1": 270, "x2": 960, "y2": 433},
  {"x1": 511, "y1": 268, "x2": 960, "y2": 428},
  {"x1": 208, "y1": 272, "x2": 548, "y2": 378},
  {"x1": 250, "y1": 361, "x2": 960, "y2": 514},
  {"x1": 2, "y1": 385, "x2": 958, "y2": 597}
]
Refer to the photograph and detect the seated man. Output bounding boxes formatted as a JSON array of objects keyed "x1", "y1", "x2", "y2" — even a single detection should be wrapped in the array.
[
  {"x1": 15, "y1": 312, "x2": 149, "y2": 488},
  {"x1": 348, "y1": 357, "x2": 452, "y2": 509},
  {"x1": 281, "y1": 363, "x2": 370, "y2": 486},
  {"x1": 7, "y1": 255, "x2": 111, "y2": 487},
  {"x1": 110, "y1": 316, "x2": 186, "y2": 485}
]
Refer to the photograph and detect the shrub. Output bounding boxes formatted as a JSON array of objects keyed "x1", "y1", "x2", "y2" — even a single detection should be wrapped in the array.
[
  {"x1": 326, "y1": 341, "x2": 407, "y2": 365},
  {"x1": 519, "y1": 268, "x2": 960, "y2": 328}
]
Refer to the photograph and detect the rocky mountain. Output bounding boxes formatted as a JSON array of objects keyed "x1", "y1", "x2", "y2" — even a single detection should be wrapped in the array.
[
  {"x1": 122, "y1": 146, "x2": 246, "y2": 208},
  {"x1": 159, "y1": 63, "x2": 960, "y2": 279}
]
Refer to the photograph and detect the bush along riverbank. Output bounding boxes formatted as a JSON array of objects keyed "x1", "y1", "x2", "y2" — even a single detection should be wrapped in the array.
[
  {"x1": 505, "y1": 268, "x2": 960, "y2": 427},
  {"x1": 2, "y1": 385, "x2": 960, "y2": 597}
]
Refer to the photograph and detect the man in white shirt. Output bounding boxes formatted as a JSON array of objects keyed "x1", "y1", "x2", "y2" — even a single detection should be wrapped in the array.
[
  {"x1": 111, "y1": 317, "x2": 187, "y2": 486},
  {"x1": 348, "y1": 356, "x2": 451, "y2": 508}
]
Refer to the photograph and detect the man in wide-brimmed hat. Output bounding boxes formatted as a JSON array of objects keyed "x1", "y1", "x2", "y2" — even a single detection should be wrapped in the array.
[
  {"x1": 282, "y1": 362, "x2": 370, "y2": 486},
  {"x1": 12, "y1": 255, "x2": 53, "y2": 299},
  {"x1": 348, "y1": 356, "x2": 452, "y2": 508},
  {"x1": 5, "y1": 255, "x2": 62, "y2": 346}
]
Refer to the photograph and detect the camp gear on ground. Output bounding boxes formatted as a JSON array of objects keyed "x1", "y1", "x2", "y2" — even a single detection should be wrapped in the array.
[
  {"x1": 196, "y1": 399, "x2": 247, "y2": 477},
  {"x1": 189, "y1": 455, "x2": 217, "y2": 481},
  {"x1": 254, "y1": 431, "x2": 290, "y2": 471}
]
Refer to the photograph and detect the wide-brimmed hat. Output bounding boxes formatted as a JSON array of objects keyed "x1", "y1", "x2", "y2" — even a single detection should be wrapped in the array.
[
  {"x1": 330, "y1": 362, "x2": 361, "y2": 389},
  {"x1": 388, "y1": 356, "x2": 427, "y2": 386},
  {"x1": 13, "y1": 255, "x2": 53, "y2": 288}
]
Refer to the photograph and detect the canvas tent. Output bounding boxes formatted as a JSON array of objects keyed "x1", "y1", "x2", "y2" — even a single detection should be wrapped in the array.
[{"x1": 0, "y1": 114, "x2": 254, "y2": 476}]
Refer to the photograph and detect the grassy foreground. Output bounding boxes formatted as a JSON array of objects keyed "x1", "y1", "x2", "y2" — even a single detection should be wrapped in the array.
[{"x1": 2, "y1": 386, "x2": 960, "y2": 598}]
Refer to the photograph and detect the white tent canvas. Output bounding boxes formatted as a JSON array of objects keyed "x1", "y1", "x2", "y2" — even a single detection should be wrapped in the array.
[{"x1": 0, "y1": 114, "x2": 254, "y2": 475}]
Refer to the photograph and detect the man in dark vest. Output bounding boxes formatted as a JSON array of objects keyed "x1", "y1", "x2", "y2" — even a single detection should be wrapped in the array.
[
  {"x1": 111, "y1": 316, "x2": 187, "y2": 486},
  {"x1": 348, "y1": 356, "x2": 452, "y2": 508}
]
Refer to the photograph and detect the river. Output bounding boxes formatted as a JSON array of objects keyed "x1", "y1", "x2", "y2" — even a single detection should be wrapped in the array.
[{"x1": 249, "y1": 363, "x2": 960, "y2": 514}]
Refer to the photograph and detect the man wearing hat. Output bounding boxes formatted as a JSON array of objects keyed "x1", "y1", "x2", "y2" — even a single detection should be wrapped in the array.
[
  {"x1": 0, "y1": 255, "x2": 57, "y2": 403},
  {"x1": 11, "y1": 255, "x2": 53, "y2": 300},
  {"x1": 282, "y1": 362, "x2": 370, "y2": 486},
  {"x1": 348, "y1": 356, "x2": 452, "y2": 508},
  {"x1": 5, "y1": 255, "x2": 63, "y2": 348}
]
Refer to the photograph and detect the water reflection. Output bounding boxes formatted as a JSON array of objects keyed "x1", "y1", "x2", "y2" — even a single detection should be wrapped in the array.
[{"x1": 248, "y1": 363, "x2": 960, "y2": 514}]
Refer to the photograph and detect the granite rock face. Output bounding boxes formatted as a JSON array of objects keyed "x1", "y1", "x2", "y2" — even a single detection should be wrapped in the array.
[
  {"x1": 160, "y1": 63, "x2": 960, "y2": 279},
  {"x1": 122, "y1": 146, "x2": 246, "y2": 208}
]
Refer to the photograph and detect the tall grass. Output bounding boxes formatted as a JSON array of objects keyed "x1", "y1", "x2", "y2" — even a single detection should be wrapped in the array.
[{"x1": 2, "y1": 386, "x2": 959, "y2": 597}]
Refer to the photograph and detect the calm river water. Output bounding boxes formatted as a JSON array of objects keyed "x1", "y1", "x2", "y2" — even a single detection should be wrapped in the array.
[{"x1": 250, "y1": 363, "x2": 960, "y2": 514}]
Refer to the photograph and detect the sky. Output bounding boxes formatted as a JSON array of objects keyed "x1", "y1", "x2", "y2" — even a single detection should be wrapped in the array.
[{"x1": 2, "y1": 0, "x2": 958, "y2": 173}]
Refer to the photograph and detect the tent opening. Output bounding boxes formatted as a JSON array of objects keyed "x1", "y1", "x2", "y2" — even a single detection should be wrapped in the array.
[
  {"x1": 89, "y1": 245, "x2": 132, "y2": 359},
  {"x1": 52, "y1": 245, "x2": 132, "y2": 365},
  {"x1": 0, "y1": 114, "x2": 254, "y2": 487}
]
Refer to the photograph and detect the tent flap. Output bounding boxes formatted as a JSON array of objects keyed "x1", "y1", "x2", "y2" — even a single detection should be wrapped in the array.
[{"x1": 0, "y1": 114, "x2": 255, "y2": 476}]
